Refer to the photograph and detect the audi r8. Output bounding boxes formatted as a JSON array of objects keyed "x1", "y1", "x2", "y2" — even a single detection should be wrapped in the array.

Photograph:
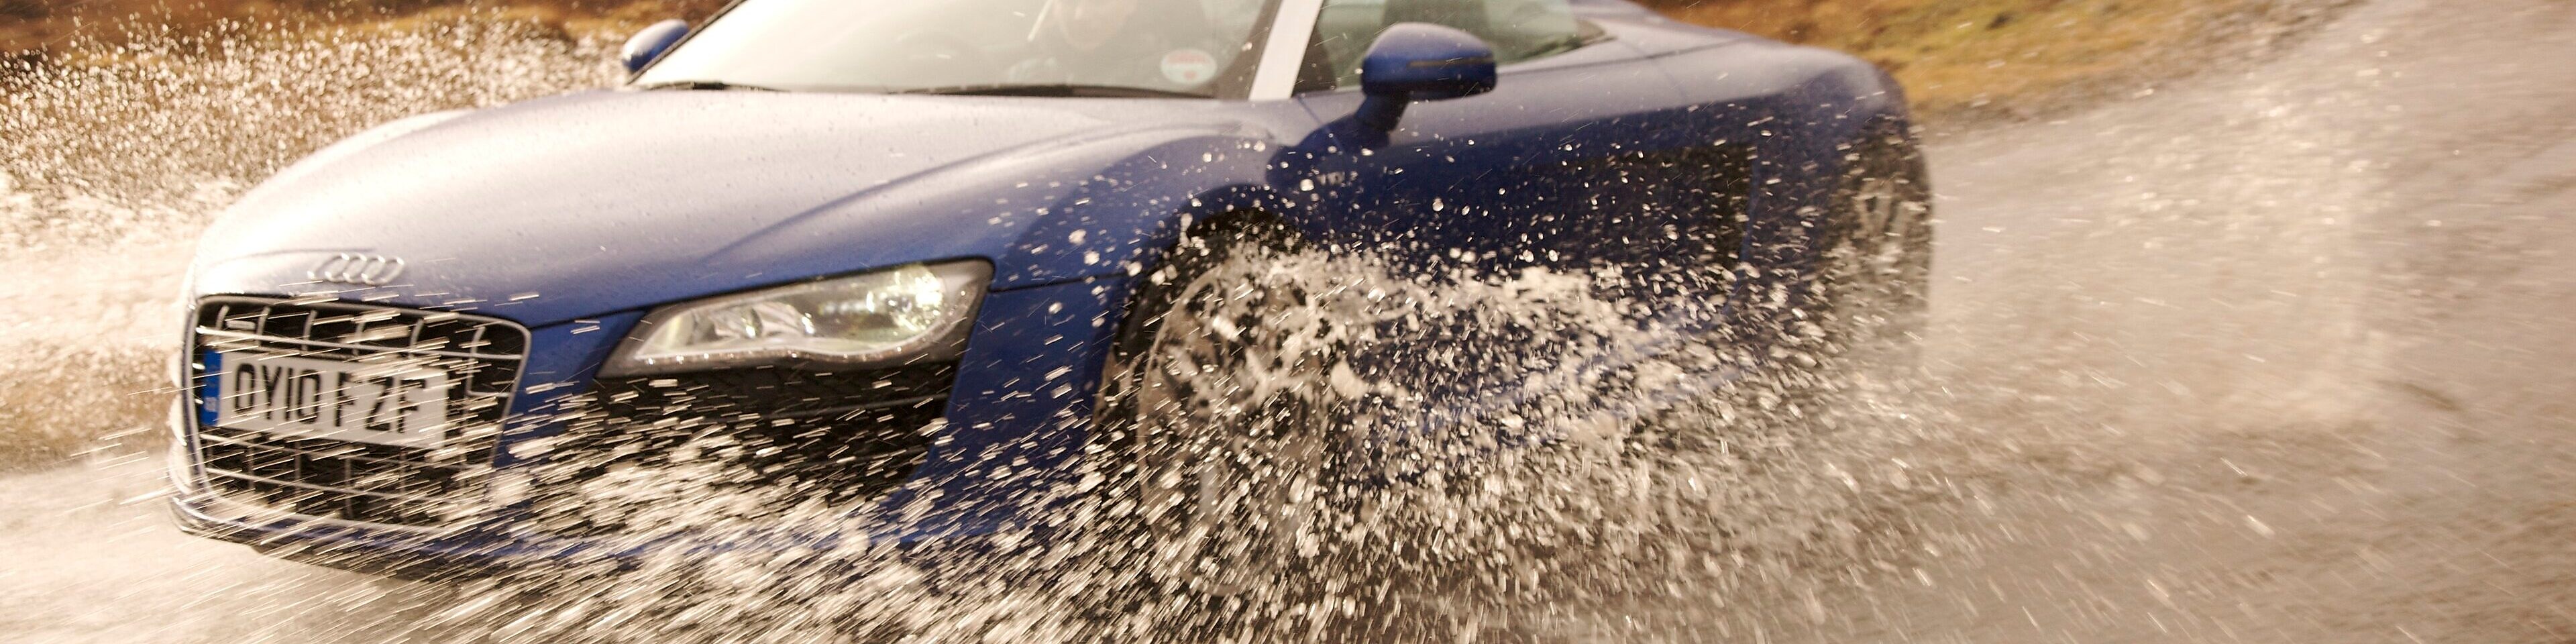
[{"x1": 166, "y1": 0, "x2": 1933, "y2": 583}]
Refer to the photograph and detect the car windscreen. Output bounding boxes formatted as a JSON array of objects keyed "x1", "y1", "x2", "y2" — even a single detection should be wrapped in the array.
[{"x1": 637, "y1": 0, "x2": 1285, "y2": 98}]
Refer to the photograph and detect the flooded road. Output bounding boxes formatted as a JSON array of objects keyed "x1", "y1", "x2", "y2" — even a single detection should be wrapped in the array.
[
  {"x1": 6, "y1": 0, "x2": 2576, "y2": 641},
  {"x1": 1916, "y1": 0, "x2": 2576, "y2": 639},
  {"x1": 1578, "y1": 0, "x2": 2576, "y2": 640}
]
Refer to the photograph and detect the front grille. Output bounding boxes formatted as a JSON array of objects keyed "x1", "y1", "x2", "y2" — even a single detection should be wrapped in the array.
[
  {"x1": 537, "y1": 364, "x2": 955, "y2": 535},
  {"x1": 186, "y1": 297, "x2": 528, "y2": 529}
]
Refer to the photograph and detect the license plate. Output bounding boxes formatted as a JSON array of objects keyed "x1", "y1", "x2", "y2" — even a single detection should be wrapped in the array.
[{"x1": 206, "y1": 352, "x2": 453, "y2": 449}]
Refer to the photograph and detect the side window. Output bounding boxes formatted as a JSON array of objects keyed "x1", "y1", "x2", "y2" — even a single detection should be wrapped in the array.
[{"x1": 1297, "y1": 0, "x2": 1596, "y2": 93}]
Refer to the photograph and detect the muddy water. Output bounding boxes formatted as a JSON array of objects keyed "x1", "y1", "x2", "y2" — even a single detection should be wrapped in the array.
[
  {"x1": 0, "y1": 21, "x2": 616, "y2": 470},
  {"x1": 1574, "y1": 0, "x2": 2576, "y2": 641},
  {"x1": 0, "y1": 21, "x2": 619, "y2": 642},
  {"x1": 7, "y1": 0, "x2": 2576, "y2": 641}
]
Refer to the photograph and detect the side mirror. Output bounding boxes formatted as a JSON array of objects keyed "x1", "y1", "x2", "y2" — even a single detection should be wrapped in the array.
[
  {"x1": 1354, "y1": 23, "x2": 1499, "y2": 131},
  {"x1": 621, "y1": 19, "x2": 692, "y2": 74}
]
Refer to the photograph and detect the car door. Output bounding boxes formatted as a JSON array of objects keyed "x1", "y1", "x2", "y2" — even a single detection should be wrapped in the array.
[{"x1": 1288, "y1": 0, "x2": 1748, "y2": 315}]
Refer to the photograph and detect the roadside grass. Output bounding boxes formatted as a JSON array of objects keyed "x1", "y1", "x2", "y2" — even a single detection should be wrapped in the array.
[
  {"x1": 0, "y1": 344, "x2": 169, "y2": 472},
  {"x1": 0, "y1": 1, "x2": 721, "y2": 55},
  {"x1": 1651, "y1": 0, "x2": 2352, "y2": 119}
]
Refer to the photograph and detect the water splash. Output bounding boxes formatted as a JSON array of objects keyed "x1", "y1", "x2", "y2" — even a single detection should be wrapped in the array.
[
  {"x1": 328, "y1": 246, "x2": 1962, "y2": 643},
  {"x1": 0, "y1": 18, "x2": 619, "y2": 251},
  {"x1": 0, "y1": 17, "x2": 617, "y2": 467},
  {"x1": 11, "y1": 17, "x2": 1968, "y2": 644}
]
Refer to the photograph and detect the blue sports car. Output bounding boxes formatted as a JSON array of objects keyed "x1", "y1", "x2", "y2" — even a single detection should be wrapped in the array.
[{"x1": 166, "y1": 0, "x2": 1930, "y2": 584}]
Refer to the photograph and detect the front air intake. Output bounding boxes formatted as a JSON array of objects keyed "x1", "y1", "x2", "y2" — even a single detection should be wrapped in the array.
[{"x1": 184, "y1": 296, "x2": 527, "y2": 529}]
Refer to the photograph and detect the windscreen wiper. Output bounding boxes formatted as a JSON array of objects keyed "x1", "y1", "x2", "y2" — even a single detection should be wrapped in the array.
[
  {"x1": 1523, "y1": 33, "x2": 1607, "y2": 60},
  {"x1": 633, "y1": 80, "x2": 788, "y2": 92},
  {"x1": 897, "y1": 84, "x2": 1207, "y2": 99}
]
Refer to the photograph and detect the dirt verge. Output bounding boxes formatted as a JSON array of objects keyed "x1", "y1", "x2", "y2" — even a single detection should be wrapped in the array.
[{"x1": 1649, "y1": 0, "x2": 2362, "y2": 122}]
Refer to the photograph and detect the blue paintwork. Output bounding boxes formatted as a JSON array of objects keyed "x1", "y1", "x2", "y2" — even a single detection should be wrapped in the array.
[
  {"x1": 1360, "y1": 23, "x2": 1499, "y2": 100},
  {"x1": 170, "y1": 0, "x2": 1917, "y2": 570},
  {"x1": 619, "y1": 19, "x2": 691, "y2": 74},
  {"x1": 1348, "y1": 23, "x2": 1499, "y2": 133}
]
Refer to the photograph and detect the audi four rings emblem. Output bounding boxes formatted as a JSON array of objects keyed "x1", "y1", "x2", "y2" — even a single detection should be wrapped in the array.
[{"x1": 310, "y1": 254, "x2": 407, "y2": 286}]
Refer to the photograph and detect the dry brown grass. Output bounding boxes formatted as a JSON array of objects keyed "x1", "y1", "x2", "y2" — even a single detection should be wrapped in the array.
[
  {"x1": 0, "y1": 0, "x2": 724, "y2": 54},
  {"x1": 1648, "y1": 0, "x2": 2339, "y2": 118}
]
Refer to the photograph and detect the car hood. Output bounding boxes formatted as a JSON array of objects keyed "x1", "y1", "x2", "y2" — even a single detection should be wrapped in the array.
[{"x1": 194, "y1": 90, "x2": 1208, "y2": 326}]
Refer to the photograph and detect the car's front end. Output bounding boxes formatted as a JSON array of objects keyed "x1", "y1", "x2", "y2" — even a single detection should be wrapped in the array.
[
  {"x1": 159, "y1": 84, "x2": 1324, "y2": 572},
  {"x1": 165, "y1": 268, "x2": 1122, "y2": 574}
]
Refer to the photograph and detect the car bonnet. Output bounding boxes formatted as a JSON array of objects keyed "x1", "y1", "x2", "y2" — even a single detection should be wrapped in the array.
[{"x1": 190, "y1": 90, "x2": 1175, "y2": 325}]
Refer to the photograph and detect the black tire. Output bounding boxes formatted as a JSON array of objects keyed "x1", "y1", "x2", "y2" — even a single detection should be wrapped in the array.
[{"x1": 1084, "y1": 216, "x2": 1352, "y2": 628}]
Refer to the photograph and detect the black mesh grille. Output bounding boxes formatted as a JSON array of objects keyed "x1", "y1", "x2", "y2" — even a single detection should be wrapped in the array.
[
  {"x1": 186, "y1": 297, "x2": 525, "y2": 528},
  {"x1": 539, "y1": 364, "x2": 955, "y2": 535}
]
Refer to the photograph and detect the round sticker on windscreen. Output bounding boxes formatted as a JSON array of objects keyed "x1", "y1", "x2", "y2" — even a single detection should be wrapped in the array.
[{"x1": 1161, "y1": 49, "x2": 1218, "y2": 85}]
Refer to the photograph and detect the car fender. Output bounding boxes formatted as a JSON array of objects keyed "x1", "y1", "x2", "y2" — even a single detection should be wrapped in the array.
[
  {"x1": 1648, "y1": 39, "x2": 1914, "y2": 284},
  {"x1": 689, "y1": 105, "x2": 1323, "y2": 296}
]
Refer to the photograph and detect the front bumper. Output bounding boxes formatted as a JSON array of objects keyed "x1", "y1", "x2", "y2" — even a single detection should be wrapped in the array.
[{"x1": 166, "y1": 276, "x2": 1134, "y2": 572}]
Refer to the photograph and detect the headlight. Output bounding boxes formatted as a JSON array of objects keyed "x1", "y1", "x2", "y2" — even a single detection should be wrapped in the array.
[{"x1": 600, "y1": 260, "x2": 991, "y2": 377}]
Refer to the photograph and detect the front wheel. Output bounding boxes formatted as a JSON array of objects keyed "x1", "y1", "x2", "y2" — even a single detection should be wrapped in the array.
[{"x1": 1089, "y1": 220, "x2": 1353, "y2": 604}]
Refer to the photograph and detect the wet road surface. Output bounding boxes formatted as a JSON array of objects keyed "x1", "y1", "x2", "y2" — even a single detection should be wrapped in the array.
[
  {"x1": 1554, "y1": 0, "x2": 2576, "y2": 640},
  {"x1": 6, "y1": 0, "x2": 2576, "y2": 641}
]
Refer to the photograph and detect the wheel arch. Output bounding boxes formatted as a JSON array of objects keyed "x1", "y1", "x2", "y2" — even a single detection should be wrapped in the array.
[{"x1": 1087, "y1": 193, "x2": 1312, "y2": 419}]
